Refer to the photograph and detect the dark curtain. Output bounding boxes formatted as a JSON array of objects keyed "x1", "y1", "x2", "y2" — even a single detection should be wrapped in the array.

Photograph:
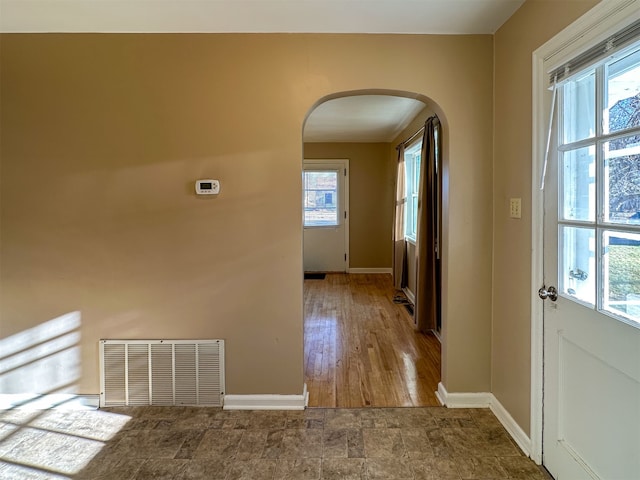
[
  {"x1": 393, "y1": 145, "x2": 408, "y2": 290},
  {"x1": 415, "y1": 117, "x2": 441, "y2": 332}
]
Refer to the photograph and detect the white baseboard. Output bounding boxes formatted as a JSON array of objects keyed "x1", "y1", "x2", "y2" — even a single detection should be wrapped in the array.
[
  {"x1": 489, "y1": 395, "x2": 532, "y2": 457},
  {"x1": 436, "y1": 382, "x2": 492, "y2": 408},
  {"x1": 436, "y1": 383, "x2": 531, "y2": 457},
  {"x1": 223, "y1": 384, "x2": 308, "y2": 411},
  {"x1": 0, "y1": 394, "x2": 99, "y2": 410},
  {"x1": 402, "y1": 287, "x2": 416, "y2": 305},
  {"x1": 348, "y1": 268, "x2": 392, "y2": 274}
]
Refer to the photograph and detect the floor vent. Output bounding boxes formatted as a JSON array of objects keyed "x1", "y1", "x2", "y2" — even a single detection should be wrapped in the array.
[{"x1": 99, "y1": 339, "x2": 224, "y2": 407}]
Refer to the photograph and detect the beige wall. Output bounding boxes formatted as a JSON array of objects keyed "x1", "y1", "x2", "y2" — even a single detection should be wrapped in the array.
[
  {"x1": 303, "y1": 142, "x2": 393, "y2": 270},
  {"x1": 493, "y1": 0, "x2": 599, "y2": 433},
  {"x1": 0, "y1": 33, "x2": 493, "y2": 396}
]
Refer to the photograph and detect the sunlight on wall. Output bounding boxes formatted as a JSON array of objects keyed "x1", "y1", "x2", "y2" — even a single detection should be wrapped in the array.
[
  {"x1": 0, "y1": 312, "x2": 81, "y2": 406},
  {"x1": 0, "y1": 312, "x2": 133, "y2": 478}
]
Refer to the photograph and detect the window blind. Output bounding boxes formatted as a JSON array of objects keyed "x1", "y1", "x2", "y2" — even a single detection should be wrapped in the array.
[{"x1": 548, "y1": 17, "x2": 640, "y2": 84}]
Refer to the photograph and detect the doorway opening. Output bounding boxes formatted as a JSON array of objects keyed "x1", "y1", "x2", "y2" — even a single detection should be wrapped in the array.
[
  {"x1": 302, "y1": 90, "x2": 444, "y2": 407},
  {"x1": 303, "y1": 159, "x2": 349, "y2": 274}
]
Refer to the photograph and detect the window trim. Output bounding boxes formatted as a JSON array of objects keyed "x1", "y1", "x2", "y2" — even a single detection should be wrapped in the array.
[
  {"x1": 404, "y1": 139, "x2": 422, "y2": 242},
  {"x1": 303, "y1": 169, "x2": 341, "y2": 228}
]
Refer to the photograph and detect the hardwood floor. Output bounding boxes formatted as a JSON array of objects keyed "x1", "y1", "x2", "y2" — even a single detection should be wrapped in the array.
[{"x1": 304, "y1": 273, "x2": 441, "y2": 408}]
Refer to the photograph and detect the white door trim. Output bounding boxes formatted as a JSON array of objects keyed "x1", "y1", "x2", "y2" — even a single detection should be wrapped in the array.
[
  {"x1": 530, "y1": 0, "x2": 640, "y2": 465},
  {"x1": 303, "y1": 159, "x2": 350, "y2": 271}
]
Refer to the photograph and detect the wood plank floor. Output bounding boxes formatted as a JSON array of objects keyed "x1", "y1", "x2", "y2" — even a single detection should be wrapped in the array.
[{"x1": 304, "y1": 273, "x2": 441, "y2": 408}]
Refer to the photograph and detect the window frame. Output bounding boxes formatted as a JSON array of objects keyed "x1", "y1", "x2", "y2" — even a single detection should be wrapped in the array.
[
  {"x1": 404, "y1": 139, "x2": 422, "y2": 243},
  {"x1": 302, "y1": 169, "x2": 341, "y2": 228},
  {"x1": 557, "y1": 41, "x2": 640, "y2": 325}
]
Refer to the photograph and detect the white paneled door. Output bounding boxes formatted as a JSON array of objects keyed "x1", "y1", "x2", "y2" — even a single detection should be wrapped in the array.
[
  {"x1": 542, "y1": 40, "x2": 640, "y2": 479},
  {"x1": 303, "y1": 160, "x2": 348, "y2": 273}
]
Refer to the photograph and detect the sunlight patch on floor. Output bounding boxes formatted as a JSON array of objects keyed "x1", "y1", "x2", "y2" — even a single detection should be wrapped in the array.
[{"x1": 0, "y1": 402, "x2": 131, "y2": 479}]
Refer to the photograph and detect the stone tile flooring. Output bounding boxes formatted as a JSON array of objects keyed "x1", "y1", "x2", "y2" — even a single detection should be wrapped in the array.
[{"x1": 0, "y1": 406, "x2": 552, "y2": 479}]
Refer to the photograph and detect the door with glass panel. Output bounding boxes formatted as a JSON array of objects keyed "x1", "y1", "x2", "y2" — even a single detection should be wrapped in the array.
[
  {"x1": 303, "y1": 160, "x2": 348, "y2": 272},
  {"x1": 542, "y1": 44, "x2": 640, "y2": 479}
]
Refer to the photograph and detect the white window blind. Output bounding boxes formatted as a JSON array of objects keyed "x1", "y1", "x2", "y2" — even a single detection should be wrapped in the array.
[{"x1": 548, "y1": 17, "x2": 640, "y2": 85}]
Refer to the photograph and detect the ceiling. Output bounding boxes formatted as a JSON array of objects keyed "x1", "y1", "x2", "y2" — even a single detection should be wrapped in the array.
[
  {"x1": 305, "y1": 95, "x2": 428, "y2": 143},
  {"x1": 0, "y1": 0, "x2": 524, "y2": 34},
  {"x1": 0, "y1": 0, "x2": 525, "y2": 143}
]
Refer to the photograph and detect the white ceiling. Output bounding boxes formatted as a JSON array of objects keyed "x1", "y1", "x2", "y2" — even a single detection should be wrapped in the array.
[
  {"x1": 0, "y1": 0, "x2": 525, "y2": 34},
  {"x1": 305, "y1": 95, "x2": 428, "y2": 143},
  {"x1": 0, "y1": 0, "x2": 525, "y2": 143}
]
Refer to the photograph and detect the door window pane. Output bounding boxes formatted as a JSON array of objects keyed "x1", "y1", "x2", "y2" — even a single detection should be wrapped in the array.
[
  {"x1": 560, "y1": 226, "x2": 596, "y2": 306},
  {"x1": 562, "y1": 146, "x2": 596, "y2": 221},
  {"x1": 557, "y1": 42, "x2": 640, "y2": 324},
  {"x1": 303, "y1": 171, "x2": 338, "y2": 227},
  {"x1": 603, "y1": 231, "x2": 640, "y2": 322},
  {"x1": 563, "y1": 71, "x2": 596, "y2": 144},
  {"x1": 605, "y1": 48, "x2": 640, "y2": 134},
  {"x1": 604, "y1": 135, "x2": 640, "y2": 224}
]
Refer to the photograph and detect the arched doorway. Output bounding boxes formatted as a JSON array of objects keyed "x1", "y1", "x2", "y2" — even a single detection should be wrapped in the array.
[{"x1": 302, "y1": 90, "x2": 444, "y2": 407}]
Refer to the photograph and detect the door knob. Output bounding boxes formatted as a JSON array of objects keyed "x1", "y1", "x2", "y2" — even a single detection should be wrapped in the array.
[{"x1": 538, "y1": 285, "x2": 558, "y2": 301}]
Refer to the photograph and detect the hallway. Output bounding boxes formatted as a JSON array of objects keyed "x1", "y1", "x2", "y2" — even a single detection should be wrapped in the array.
[{"x1": 304, "y1": 274, "x2": 441, "y2": 407}]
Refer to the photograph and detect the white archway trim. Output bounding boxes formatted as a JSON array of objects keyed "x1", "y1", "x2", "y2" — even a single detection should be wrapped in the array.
[{"x1": 530, "y1": 0, "x2": 640, "y2": 465}]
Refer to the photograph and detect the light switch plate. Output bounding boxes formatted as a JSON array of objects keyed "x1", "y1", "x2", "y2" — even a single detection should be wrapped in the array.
[{"x1": 510, "y1": 198, "x2": 522, "y2": 219}]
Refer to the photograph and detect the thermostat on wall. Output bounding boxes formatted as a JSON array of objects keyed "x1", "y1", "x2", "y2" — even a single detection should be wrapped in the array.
[{"x1": 195, "y1": 179, "x2": 220, "y2": 195}]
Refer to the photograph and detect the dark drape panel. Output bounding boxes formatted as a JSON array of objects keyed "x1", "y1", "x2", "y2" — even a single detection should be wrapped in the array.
[
  {"x1": 393, "y1": 145, "x2": 408, "y2": 290},
  {"x1": 415, "y1": 117, "x2": 440, "y2": 332}
]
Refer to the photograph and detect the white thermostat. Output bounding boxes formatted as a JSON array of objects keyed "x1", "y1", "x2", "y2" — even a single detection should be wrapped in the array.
[{"x1": 195, "y1": 179, "x2": 220, "y2": 195}]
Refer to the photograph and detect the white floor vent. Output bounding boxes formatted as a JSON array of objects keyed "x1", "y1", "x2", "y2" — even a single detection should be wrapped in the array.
[{"x1": 99, "y1": 339, "x2": 225, "y2": 407}]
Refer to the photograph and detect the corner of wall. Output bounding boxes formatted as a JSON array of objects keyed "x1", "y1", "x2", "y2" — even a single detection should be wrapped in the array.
[{"x1": 437, "y1": 382, "x2": 533, "y2": 459}]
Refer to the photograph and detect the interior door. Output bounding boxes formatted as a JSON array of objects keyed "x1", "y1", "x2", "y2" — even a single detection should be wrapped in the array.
[
  {"x1": 542, "y1": 45, "x2": 640, "y2": 479},
  {"x1": 303, "y1": 160, "x2": 348, "y2": 272}
]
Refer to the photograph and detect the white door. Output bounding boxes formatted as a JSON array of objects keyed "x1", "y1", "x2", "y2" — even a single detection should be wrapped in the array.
[
  {"x1": 303, "y1": 160, "x2": 348, "y2": 272},
  {"x1": 542, "y1": 42, "x2": 640, "y2": 479}
]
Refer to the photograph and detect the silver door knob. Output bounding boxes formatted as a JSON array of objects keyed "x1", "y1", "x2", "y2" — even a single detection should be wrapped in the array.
[{"x1": 538, "y1": 285, "x2": 558, "y2": 301}]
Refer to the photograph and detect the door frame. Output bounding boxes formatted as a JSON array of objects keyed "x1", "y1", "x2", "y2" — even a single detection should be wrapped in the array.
[
  {"x1": 303, "y1": 158, "x2": 350, "y2": 272},
  {"x1": 530, "y1": 0, "x2": 640, "y2": 465}
]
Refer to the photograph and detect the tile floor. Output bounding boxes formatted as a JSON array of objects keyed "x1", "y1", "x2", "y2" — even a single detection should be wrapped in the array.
[{"x1": 0, "y1": 405, "x2": 552, "y2": 480}]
